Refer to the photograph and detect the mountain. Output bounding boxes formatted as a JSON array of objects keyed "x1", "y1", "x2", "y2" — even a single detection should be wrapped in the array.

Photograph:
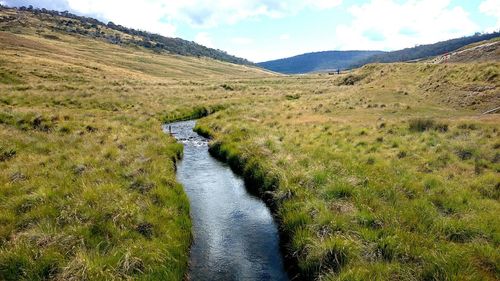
[
  {"x1": 0, "y1": 5, "x2": 253, "y2": 65},
  {"x1": 259, "y1": 32, "x2": 500, "y2": 74},
  {"x1": 257, "y1": 50, "x2": 384, "y2": 74}
]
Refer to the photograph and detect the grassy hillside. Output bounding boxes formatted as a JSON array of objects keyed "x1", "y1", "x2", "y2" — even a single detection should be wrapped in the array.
[
  {"x1": 352, "y1": 32, "x2": 500, "y2": 67},
  {"x1": 436, "y1": 38, "x2": 500, "y2": 64},
  {"x1": 0, "y1": 20, "x2": 271, "y2": 280},
  {"x1": 0, "y1": 5, "x2": 253, "y2": 65},
  {"x1": 0, "y1": 8, "x2": 499, "y2": 281},
  {"x1": 257, "y1": 51, "x2": 384, "y2": 74}
]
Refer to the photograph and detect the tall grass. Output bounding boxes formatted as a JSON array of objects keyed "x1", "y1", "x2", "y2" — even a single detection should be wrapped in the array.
[{"x1": 195, "y1": 62, "x2": 500, "y2": 280}]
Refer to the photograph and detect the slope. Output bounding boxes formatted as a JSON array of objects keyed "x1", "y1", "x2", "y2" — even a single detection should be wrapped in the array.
[
  {"x1": 0, "y1": 5, "x2": 253, "y2": 65},
  {"x1": 431, "y1": 37, "x2": 500, "y2": 64},
  {"x1": 352, "y1": 32, "x2": 500, "y2": 67},
  {"x1": 258, "y1": 50, "x2": 384, "y2": 74}
]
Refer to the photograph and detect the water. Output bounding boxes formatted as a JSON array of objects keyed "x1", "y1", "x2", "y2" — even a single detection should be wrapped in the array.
[{"x1": 165, "y1": 120, "x2": 288, "y2": 281}]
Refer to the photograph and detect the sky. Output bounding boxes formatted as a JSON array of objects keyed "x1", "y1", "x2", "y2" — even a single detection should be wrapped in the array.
[{"x1": 1, "y1": 0, "x2": 499, "y2": 62}]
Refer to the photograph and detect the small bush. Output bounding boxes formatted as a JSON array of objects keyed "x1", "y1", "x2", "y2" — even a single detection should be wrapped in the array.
[
  {"x1": 0, "y1": 148, "x2": 16, "y2": 162},
  {"x1": 136, "y1": 222, "x2": 154, "y2": 238},
  {"x1": 285, "y1": 94, "x2": 300, "y2": 100},
  {"x1": 409, "y1": 118, "x2": 448, "y2": 132},
  {"x1": 409, "y1": 118, "x2": 435, "y2": 132},
  {"x1": 455, "y1": 147, "x2": 474, "y2": 160},
  {"x1": 397, "y1": 151, "x2": 407, "y2": 158},
  {"x1": 220, "y1": 84, "x2": 234, "y2": 91},
  {"x1": 444, "y1": 222, "x2": 480, "y2": 243},
  {"x1": 59, "y1": 126, "x2": 71, "y2": 133},
  {"x1": 458, "y1": 123, "x2": 479, "y2": 130},
  {"x1": 367, "y1": 157, "x2": 376, "y2": 165},
  {"x1": 337, "y1": 74, "x2": 365, "y2": 86}
]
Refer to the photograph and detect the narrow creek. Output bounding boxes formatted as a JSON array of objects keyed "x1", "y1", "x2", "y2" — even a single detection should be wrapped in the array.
[{"x1": 165, "y1": 120, "x2": 288, "y2": 281}]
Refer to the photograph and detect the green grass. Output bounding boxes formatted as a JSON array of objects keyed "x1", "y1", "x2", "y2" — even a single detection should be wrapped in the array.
[{"x1": 196, "y1": 63, "x2": 500, "y2": 280}]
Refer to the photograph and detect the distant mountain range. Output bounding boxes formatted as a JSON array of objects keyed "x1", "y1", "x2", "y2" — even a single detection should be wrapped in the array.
[
  {"x1": 258, "y1": 32, "x2": 500, "y2": 74},
  {"x1": 257, "y1": 51, "x2": 384, "y2": 74}
]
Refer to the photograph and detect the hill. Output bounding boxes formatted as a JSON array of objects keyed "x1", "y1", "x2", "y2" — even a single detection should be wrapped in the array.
[
  {"x1": 259, "y1": 32, "x2": 500, "y2": 74},
  {"x1": 0, "y1": 5, "x2": 253, "y2": 65},
  {"x1": 352, "y1": 32, "x2": 500, "y2": 67},
  {"x1": 431, "y1": 37, "x2": 500, "y2": 64},
  {"x1": 257, "y1": 50, "x2": 384, "y2": 74}
]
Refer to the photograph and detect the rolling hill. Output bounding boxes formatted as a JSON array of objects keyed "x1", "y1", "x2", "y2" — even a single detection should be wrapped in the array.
[
  {"x1": 431, "y1": 37, "x2": 500, "y2": 64},
  {"x1": 259, "y1": 32, "x2": 500, "y2": 74},
  {"x1": 352, "y1": 31, "x2": 500, "y2": 67},
  {"x1": 0, "y1": 5, "x2": 253, "y2": 65}
]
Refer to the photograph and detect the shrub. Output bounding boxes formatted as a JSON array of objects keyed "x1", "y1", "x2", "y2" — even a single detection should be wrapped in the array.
[
  {"x1": 409, "y1": 118, "x2": 448, "y2": 132},
  {"x1": 455, "y1": 147, "x2": 475, "y2": 160},
  {"x1": 220, "y1": 84, "x2": 234, "y2": 91},
  {"x1": 397, "y1": 151, "x2": 407, "y2": 158},
  {"x1": 409, "y1": 118, "x2": 435, "y2": 132},
  {"x1": 0, "y1": 148, "x2": 16, "y2": 162},
  {"x1": 458, "y1": 123, "x2": 479, "y2": 130},
  {"x1": 337, "y1": 74, "x2": 366, "y2": 86},
  {"x1": 285, "y1": 94, "x2": 300, "y2": 100}
]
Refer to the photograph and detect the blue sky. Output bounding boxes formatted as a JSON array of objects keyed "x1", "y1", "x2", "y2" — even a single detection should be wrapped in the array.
[{"x1": 1, "y1": 0, "x2": 499, "y2": 62}]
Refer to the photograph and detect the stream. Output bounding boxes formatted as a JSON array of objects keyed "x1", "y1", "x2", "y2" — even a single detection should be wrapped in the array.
[{"x1": 165, "y1": 120, "x2": 288, "y2": 281}]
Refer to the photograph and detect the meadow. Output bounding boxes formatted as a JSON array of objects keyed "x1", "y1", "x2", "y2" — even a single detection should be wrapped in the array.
[
  {"x1": 1, "y1": 7, "x2": 499, "y2": 280},
  {"x1": 0, "y1": 20, "x2": 269, "y2": 279},
  {"x1": 196, "y1": 63, "x2": 500, "y2": 280}
]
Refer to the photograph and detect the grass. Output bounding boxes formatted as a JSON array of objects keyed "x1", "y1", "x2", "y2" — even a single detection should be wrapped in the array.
[
  {"x1": 0, "y1": 8, "x2": 273, "y2": 280},
  {"x1": 1, "y1": 6, "x2": 499, "y2": 281},
  {"x1": 196, "y1": 63, "x2": 500, "y2": 280}
]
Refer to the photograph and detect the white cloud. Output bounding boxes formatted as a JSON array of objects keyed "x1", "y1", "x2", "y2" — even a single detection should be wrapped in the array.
[
  {"x1": 479, "y1": 0, "x2": 500, "y2": 30},
  {"x1": 3, "y1": 0, "x2": 343, "y2": 32},
  {"x1": 194, "y1": 32, "x2": 214, "y2": 48},
  {"x1": 305, "y1": 0, "x2": 343, "y2": 10},
  {"x1": 66, "y1": 0, "x2": 177, "y2": 36},
  {"x1": 335, "y1": 0, "x2": 478, "y2": 51},
  {"x1": 166, "y1": 0, "x2": 342, "y2": 28},
  {"x1": 231, "y1": 37, "x2": 253, "y2": 45},
  {"x1": 279, "y1": 34, "x2": 290, "y2": 40}
]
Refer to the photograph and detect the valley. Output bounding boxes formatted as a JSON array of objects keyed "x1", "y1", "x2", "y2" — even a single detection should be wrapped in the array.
[{"x1": 0, "y1": 6, "x2": 499, "y2": 281}]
